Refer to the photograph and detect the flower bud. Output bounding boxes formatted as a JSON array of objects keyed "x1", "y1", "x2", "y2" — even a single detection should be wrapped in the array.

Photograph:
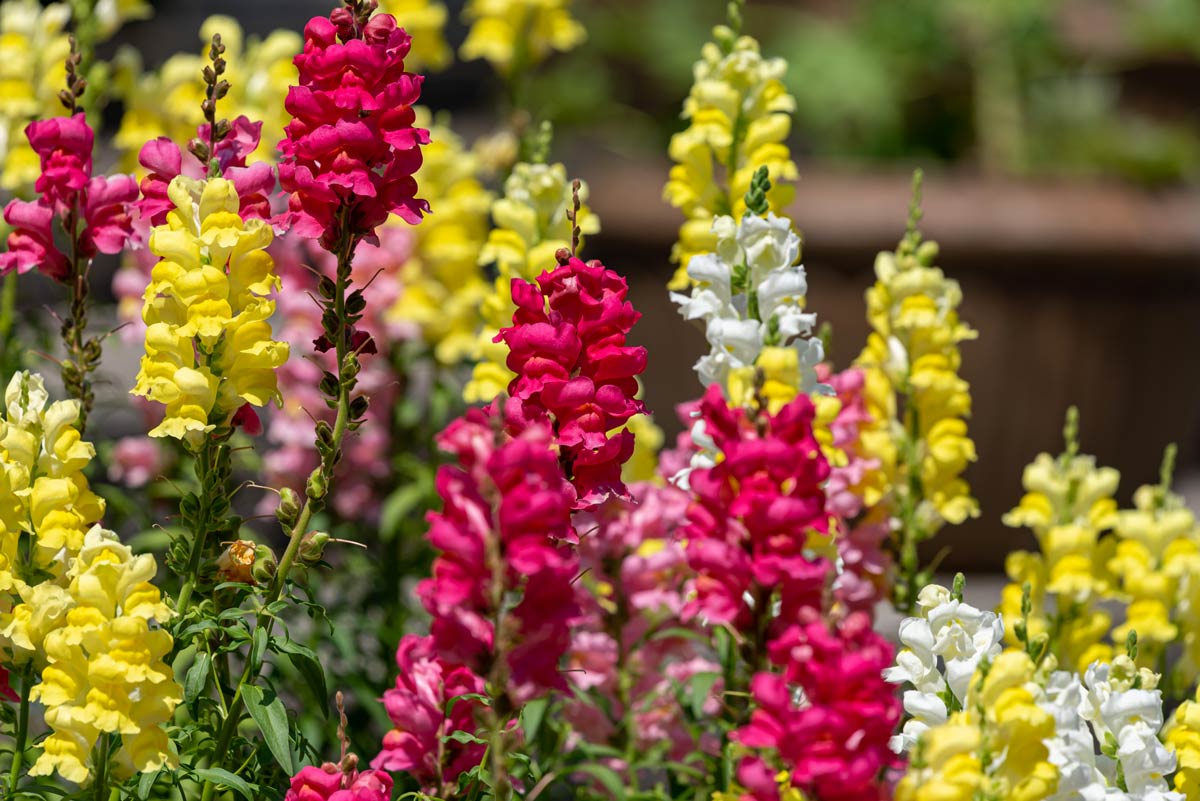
[
  {"x1": 298, "y1": 531, "x2": 331, "y2": 566},
  {"x1": 306, "y1": 468, "x2": 327, "y2": 500},
  {"x1": 216, "y1": 540, "x2": 257, "y2": 584},
  {"x1": 251, "y1": 544, "x2": 278, "y2": 584},
  {"x1": 276, "y1": 487, "x2": 301, "y2": 526}
]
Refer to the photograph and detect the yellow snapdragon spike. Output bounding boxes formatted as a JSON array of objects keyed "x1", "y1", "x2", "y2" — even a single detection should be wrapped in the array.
[
  {"x1": 0, "y1": 372, "x2": 104, "y2": 586},
  {"x1": 463, "y1": 161, "x2": 598, "y2": 403},
  {"x1": 1168, "y1": 692, "x2": 1200, "y2": 799},
  {"x1": 113, "y1": 15, "x2": 300, "y2": 169},
  {"x1": 459, "y1": 0, "x2": 585, "y2": 74},
  {"x1": 23, "y1": 526, "x2": 181, "y2": 783},
  {"x1": 378, "y1": 0, "x2": 452, "y2": 72},
  {"x1": 385, "y1": 111, "x2": 493, "y2": 365},
  {"x1": 664, "y1": 26, "x2": 798, "y2": 289},
  {"x1": 132, "y1": 176, "x2": 287, "y2": 446},
  {"x1": 0, "y1": 0, "x2": 70, "y2": 193},
  {"x1": 999, "y1": 417, "x2": 1122, "y2": 673}
]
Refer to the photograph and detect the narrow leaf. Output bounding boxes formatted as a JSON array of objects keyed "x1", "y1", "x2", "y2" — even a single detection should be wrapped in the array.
[{"x1": 240, "y1": 684, "x2": 297, "y2": 774}]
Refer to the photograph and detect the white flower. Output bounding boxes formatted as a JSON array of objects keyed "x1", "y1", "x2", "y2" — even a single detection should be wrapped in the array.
[{"x1": 736, "y1": 212, "x2": 799, "y2": 282}]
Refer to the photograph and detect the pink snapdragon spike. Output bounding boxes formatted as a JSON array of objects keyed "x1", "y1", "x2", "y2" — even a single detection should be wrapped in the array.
[
  {"x1": 681, "y1": 384, "x2": 832, "y2": 629},
  {"x1": 279, "y1": 3, "x2": 430, "y2": 248},
  {"x1": 373, "y1": 634, "x2": 486, "y2": 792},
  {"x1": 0, "y1": 113, "x2": 137, "y2": 281},
  {"x1": 819, "y1": 365, "x2": 892, "y2": 613},
  {"x1": 736, "y1": 613, "x2": 901, "y2": 801},
  {"x1": 414, "y1": 404, "x2": 580, "y2": 703},
  {"x1": 136, "y1": 116, "x2": 274, "y2": 226},
  {"x1": 285, "y1": 763, "x2": 393, "y2": 801},
  {"x1": 498, "y1": 256, "x2": 648, "y2": 507},
  {"x1": 565, "y1": 482, "x2": 723, "y2": 762}
]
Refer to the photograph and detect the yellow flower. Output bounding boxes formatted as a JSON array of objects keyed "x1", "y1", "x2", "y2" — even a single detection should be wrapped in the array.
[
  {"x1": 0, "y1": 0, "x2": 70, "y2": 193},
  {"x1": 460, "y1": 0, "x2": 585, "y2": 74},
  {"x1": 854, "y1": 207, "x2": 977, "y2": 582},
  {"x1": 113, "y1": 15, "x2": 300, "y2": 169},
  {"x1": 385, "y1": 110, "x2": 493, "y2": 365},
  {"x1": 622, "y1": 412, "x2": 664, "y2": 485},
  {"x1": 26, "y1": 526, "x2": 180, "y2": 783},
  {"x1": 464, "y1": 161, "x2": 598, "y2": 403},
  {"x1": 664, "y1": 26, "x2": 797, "y2": 289},
  {"x1": 378, "y1": 0, "x2": 452, "y2": 72},
  {"x1": 0, "y1": 372, "x2": 104, "y2": 585},
  {"x1": 1167, "y1": 694, "x2": 1200, "y2": 799},
  {"x1": 132, "y1": 176, "x2": 287, "y2": 445}
]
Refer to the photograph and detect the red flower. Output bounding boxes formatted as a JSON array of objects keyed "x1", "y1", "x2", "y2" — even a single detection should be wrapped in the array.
[
  {"x1": 279, "y1": 8, "x2": 430, "y2": 248},
  {"x1": 497, "y1": 257, "x2": 647, "y2": 507}
]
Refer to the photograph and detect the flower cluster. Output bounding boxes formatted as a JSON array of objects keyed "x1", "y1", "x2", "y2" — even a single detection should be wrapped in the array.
[
  {"x1": 884, "y1": 582, "x2": 1004, "y2": 753},
  {"x1": 0, "y1": 113, "x2": 137, "y2": 282},
  {"x1": 671, "y1": 211, "x2": 822, "y2": 408},
  {"x1": 1042, "y1": 657, "x2": 1182, "y2": 800},
  {"x1": 664, "y1": 25, "x2": 797, "y2": 287},
  {"x1": 15, "y1": 526, "x2": 180, "y2": 783},
  {"x1": 498, "y1": 255, "x2": 647, "y2": 506},
  {"x1": 0, "y1": 0, "x2": 70, "y2": 192},
  {"x1": 819, "y1": 365, "x2": 891, "y2": 612},
  {"x1": 373, "y1": 634, "x2": 487, "y2": 792},
  {"x1": 565, "y1": 482, "x2": 720, "y2": 762},
  {"x1": 854, "y1": 204, "x2": 978, "y2": 606},
  {"x1": 131, "y1": 176, "x2": 288, "y2": 443},
  {"x1": 279, "y1": 5, "x2": 430, "y2": 247},
  {"x1": 459, "y1": 0, "x2": 585, "y2": 74},
  {"x1": 286, "y1": 763, "x2": 393, "y2": 801},
  {"x1": 385, "y1": 110, "x2": 493, "y2": 365},
  {"x1": 738, "y1": 613, "x2": 900, "y2": 801},
  {"x1": 895, "y1": 648, "x2": 1058, "y2": 801},
  {"x1": 0, "y1": 371, "x2": 104, "y2": 582},
  {"x1": 465, "y1": 161, "x2": 598, "y2": 403},
  {"x1": 416, "y1": 405, "x2": 579, "y2": 703},
  {"x1": 115, "y1": 16, "x2": 301, "y2": 169},
  {"x1": 681, "y1": 384, "x2": 831, "y2": 630}
]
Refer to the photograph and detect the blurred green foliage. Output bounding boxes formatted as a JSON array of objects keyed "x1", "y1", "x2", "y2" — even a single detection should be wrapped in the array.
[{"x1": 531, "y1": 0, "x2": 1200, "y2": 184}]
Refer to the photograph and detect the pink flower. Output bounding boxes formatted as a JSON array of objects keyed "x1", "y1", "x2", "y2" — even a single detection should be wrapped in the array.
[
  {"x1": 108, "y1": 437, "x2": 167, "y2": 487},
  {"x1": 285, "y1": 764, "x2": 393, "y2": 801},
  {"x1": 136, "y1": 116, "x2": 275, "y2": 227},
  {"x1": 0, "y1": 114, "x2": 136, "y2": 281},
  {"x1": 279, "y1": 8, "x2": 429, "y2": 248},
  {"x1": 498, "y1": 257, "x2": 647, "y2": 507},
  {"x1": 373, "y1": 634, "x2": 486, "y2": 791},
  {"x1": 736, "y1": 613, "x2": 901, "y2": 801},
  {"x1": 415, "y1": 404, "x2": 580, "y2": 702},
  {"x1": 681, "y1": 384, "x2": 832, "y2": 629}
]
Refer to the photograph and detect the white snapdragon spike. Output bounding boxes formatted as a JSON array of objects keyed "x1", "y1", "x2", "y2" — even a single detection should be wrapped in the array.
[
  {"x1": 883, "y1": 583, "x2": 1004, "y2": 754},
  {"x1": 670, "y1": 211, "x2": 823, "y2": 396},
  {"x1": 1035, "y1": 658, "x2": 1182, "y2": 801}
]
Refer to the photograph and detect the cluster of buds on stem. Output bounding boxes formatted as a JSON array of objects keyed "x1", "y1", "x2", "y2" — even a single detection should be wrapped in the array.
[{"x1": 189, "y1": 34, "x2": 232, "y2": 174}]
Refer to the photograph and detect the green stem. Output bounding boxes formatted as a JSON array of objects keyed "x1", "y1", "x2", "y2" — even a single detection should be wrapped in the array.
[
  {"x1": 93, "y1": 735, "x2": 110, "y2": 801},
  {"x1": 199, "y1": 220, "x2": 361, "y2": 800},
  {"x1": 175, "y1": 437, "x2": 227, "y2": 618},
  {"x1": 6, "y1": 665, "x2": 32, "y2": 799},
  {"x1": 61, "y1": 208, "x2": 96, "y2": 434}
]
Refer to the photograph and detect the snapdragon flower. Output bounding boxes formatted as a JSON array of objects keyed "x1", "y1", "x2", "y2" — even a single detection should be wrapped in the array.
[
  {"x1": 465, "y1": 161, "x2": 598, "y2": 403},
  {"x1": 131, "y1": 176, "x2": 288, "y2": 444},
  {"x1": 459, "y1": 0, "x2": 585, "y2": 74},
  {"x1": 664, "y1": 25, "x2": 797, "y2": 288},
  {"x1": 884, "y1": 582, "x2": 1004, "y2": 754}
]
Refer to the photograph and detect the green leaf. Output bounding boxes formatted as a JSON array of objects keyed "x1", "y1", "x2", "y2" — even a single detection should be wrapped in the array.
[
  {"x1": 240, "y1": 684, "x2": 297, "y2": 774},
  {"x1": 136, "y1": 769, "x2": 161, "y2": 800},
  {"x1": 522, "y1": 696, "x2": 548, "y2": 743},
  {"x1": 687, "y1": 672, "x2": 721, "y2": 719},
  {"x1": 184, "y1": 653, "x2": 211, "y2": 704},
  {"x1": 648, "y1": 626, "x2": 709, "y2": 645},
  {"x1": 379, "y1": 482, "x2": 431, "y2": 542},
  {"x1": 274, "y1": 639, "x2": 329, "y2": 715},
  {"x1": 572, "y1": 763, "x2": 627, "y2": 800},
  {"x1": 250, "y1": 627, "x2": 268, "y2": 673},
  {"x1": 445, "y1": 691, "x2": 490, "y2": 717},
  {"x1": 442, "y1": 729, "x2": 487, "y2": 746},
  {"x1": 194, "y1": 768, "x2": 258, "y2": 800}
]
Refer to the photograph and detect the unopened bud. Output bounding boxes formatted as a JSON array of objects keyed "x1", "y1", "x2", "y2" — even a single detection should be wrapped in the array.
[
  {"x1": 306, "y1": 468, "x2": 327, "y2": 500},
  {"x1": 216, "y1": 540, "x2": 257, "y2": 584},
  {"x1": 250, "y1": 544, "x2": 278, "y2": 584},
  {"x1": 276, "y1": 487, "x2": 301, "y2": 526},
  {"x1": 298, "y1": 531, "x2": 330, "y2": 566}
]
